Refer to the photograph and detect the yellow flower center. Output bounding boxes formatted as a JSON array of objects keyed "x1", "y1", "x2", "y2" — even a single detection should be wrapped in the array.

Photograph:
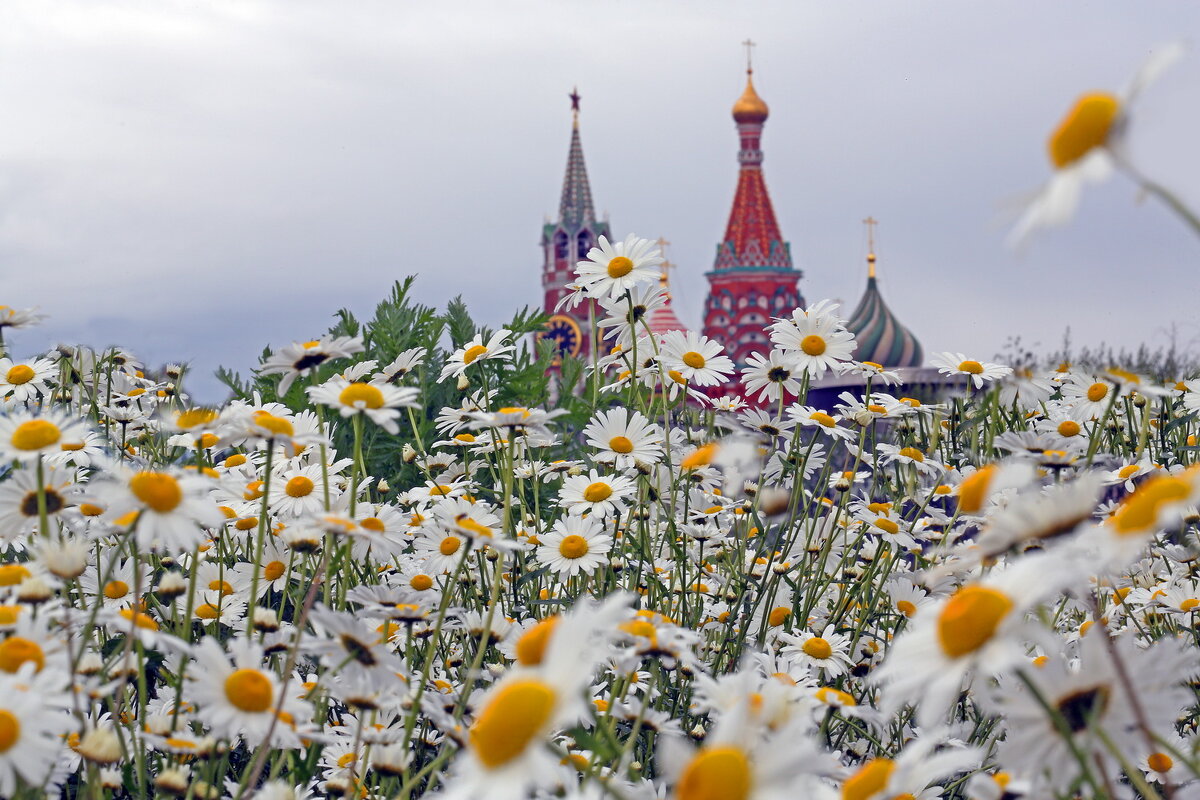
[
  {"x1": 1181, "y1": 598, "x2": 1199, "y2": 612},
  {"x1": 681, "y1": 443, "x2": 717, "y2": 469},
  {"x1": 196, "y1": 604, "x2": 220, "y2": 620},
  {"x1": 457, "y1": 516, "x2": 492, "y2": 539},
  {"x1": 874, "y1": 518, "x2": 899, "y2": 535},
  {"x1": 0, "y1": 637, "x2": 44, "y2": 673},
  {"x1": 438, "y1": 537, "x2": 461, "y2": 556},
  {"x1": 285, "y1": 476, "x2": 315, "y2": 498},
  {"x1": 469, "y1": 679, "x2": 557, "y2": 768},
  {"x1": 897, "y1": 447, "x2": 924, "y2": 463},
  {"x1": 1148, "y1": 752, "x2": 1174, "y2": 773},
  {"x1": 1118, "y1": 464, "x2": 1140, "y2": 480},
  {"x1": 668, "y1": 369, "x2": 687, "y2": 385},
  {"x1": 462, "y1": 345, "x2": 489, "y2": 364},
  {"x1": 843, "y1": 758, "x2": 895, "y2": 800},
  {"x1": 677, "y1": 746, "x2": 752, "y2": 800},
  {"x1": 558, "y1": 534, "x2": 589, "y2": 559},
  {"x1": 802, "y1": 637, "x2": 833, "y2": 660},
  {"x1": 816, "y1": 686, "x2": 856, "y2": 707},
  {"x1": 264, "y1": 561, "x2": 286, "y2": 581},
  {"x1": 5, "y1": 365, "x2": 34, "y2": 385},
  {"x1": 583, "y1": 482, "x2": 613, "y2": 503},
  {"x1": 253, "y1": 412, "x2": 294, "y2": 438},
  {"x1": 0, "y1": 566, "x2": 29, "y2": 587},
  {"x1": 11, "y1": 419, "x2": 61, "y2": 451},
  {"x1": 1087, "y1": 382, "x2": 1108, "y2": 402},
  {"x1": 808, "y1": 411, "x2": 836, "y2": 428},
  {"x1": 1057, "y1": 420, "x2": 1081, "y2": 437},
  {"x1": 896, "y1": 600, "x2": 917, "y2": 617},
  {"x1": 609, "y1": 436, "x2": 634, "y2": 454},
  {"x1": 338, "y1": 382, "x2": 385, "y2": 409},
  {"x1": 104, "y1": 580, "x2": 130, "y2": 600},
  {"x1": 1049, "y1": 92, "x2": 1120, "y2": 168},
  {"x1": 130, "y1": 472, "x2": 183, "y2": 513},
  {"x1": 1110, "y1": 474, "x2": 1194, "y2": 537},
  {"x1": 957, "y1": 360, "x2": 984, "y2": 375},
  {"x1": 120, "y1": 608, "x2": 158, "y2": 629},
  {"x1": 682, "y1": 351, "x2": 706, "y2": 369},
  {"x1": 515, "y1": 616, "x2": 559, "y2": 666},
  {"x1": 606, "y1": 256, "x2": 634, "y2": 278},
  {"x1": 800, "y1": 335, "x2": 826, "y2": 356},
  {"x1": 176, "y1": 408, "x2": 218, "y2": 429},
  {"x1": 767, "y1": 607, "x2": 791, "y2": 627},
  {"x1": 938, "y1": 585, "x2": 1014, "y2": 658},
  {"x1": 224, "y1": 668, "x2": 273, "y2": 713},
  {"x1": 410, "y1": 574, "x2": 433, "y2": 591},
  {"x1": 0, "y1": 711, "x2": 19, "y2": 753},
  {"x1": 957, "y1": 465, "x2": 996, "y2": 514},
  {"x1": 209, "y1": 580, "x2": 234, "y2": 595}
]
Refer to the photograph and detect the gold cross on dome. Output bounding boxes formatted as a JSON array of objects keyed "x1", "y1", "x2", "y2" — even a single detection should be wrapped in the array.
[
  {"x1": 742, "y1": 39, "x2": 756, "y2": 72},
  {"x1": 863, "y1": 217, "x2": 879, "y2": 278},
  {"x1": 863, "y1": 216, "x2": 878, "y2": 252}
]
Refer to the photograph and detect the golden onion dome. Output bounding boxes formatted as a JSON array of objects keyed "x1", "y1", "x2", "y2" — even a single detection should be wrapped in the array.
[{"x1": 732, "y1": 70, "x2": 769, "y2": 123}]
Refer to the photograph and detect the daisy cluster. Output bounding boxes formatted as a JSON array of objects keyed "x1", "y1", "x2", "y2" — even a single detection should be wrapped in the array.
[{"x1": 1, "y1": 239, "x2": 1200, "y2": 800}]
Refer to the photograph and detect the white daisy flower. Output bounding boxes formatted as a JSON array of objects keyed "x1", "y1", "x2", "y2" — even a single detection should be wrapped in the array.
[
  {"x1": 306, "y1": 378, "x2": 419, "y2": 435},
  {"x1": 439, "y1": 329, "x2": 516, "y2": 381},
  {"x1": 258, "y1": 335, "x2": 365, "y2": 395},
  {"x1": 573, "y1": 234, "x2": 664, "y2": 301},
  {"x1": 779, "y1": 625, "x2": 854, "y2": 678},
  {"x1": 930, "y1": 352, "x2": 1012, "y2": 389},
  {"x1": 558, "y1": 470, "x2": 635, "y2": 519},
  {"x1": 769, "y1": 302, "x2": 857, "y2": 377},
  {"x1": 582, "y1": 408, "x2": 663, "y2": 469},
  {"x1": 535, "y1": 515, "x2": 613, "y2": 578},
  {"x1": 659, "y1": 330, "x2": 735, "y2": 388},
  {"x1": 189, "y1": 637, "x2": 311, "y2": 748}
]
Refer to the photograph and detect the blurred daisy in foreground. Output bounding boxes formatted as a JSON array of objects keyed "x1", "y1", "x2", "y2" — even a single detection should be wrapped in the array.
[{"x1": 1008, "y1": 42, "x2": 1191, "y2": 248}]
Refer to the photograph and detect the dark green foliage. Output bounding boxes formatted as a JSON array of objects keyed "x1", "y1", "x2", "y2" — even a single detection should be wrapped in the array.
[{"x1": 216, "y1": 277, "x2": 572, "y2": 491}]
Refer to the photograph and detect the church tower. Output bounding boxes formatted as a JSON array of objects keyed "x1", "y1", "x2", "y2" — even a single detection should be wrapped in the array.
[
  {"x1": 702, "y1": 48, "x2": 804, "y2": 369},
  {"x1": 539, "y1": 89, "x2": 612, "y2": 360}
]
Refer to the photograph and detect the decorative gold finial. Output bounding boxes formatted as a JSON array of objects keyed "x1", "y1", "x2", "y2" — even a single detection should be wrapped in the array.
[
  {"x1": 732, "y1": 41, "x2": 768, "y2": 123},
  {"x1": 863, "y1": 216, "x2": 878, "y2": 279},
  {"x1": 569, "y1": 87, "x2": 580, "y2": 128}
]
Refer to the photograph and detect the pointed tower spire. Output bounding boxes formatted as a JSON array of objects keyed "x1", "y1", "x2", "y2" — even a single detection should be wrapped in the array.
[
  {"x1": 538, "y1": 89, "x2": 612, "y2": 359},
  {"x1": 703, "y1": 45, "x2": 804, "y2": 379},
  {"x1": 846, "y1": 218, "x2": 923, "y2": 368},
  {"x1": 559, "y1": 87, "x2": 597, "y2": 231}
]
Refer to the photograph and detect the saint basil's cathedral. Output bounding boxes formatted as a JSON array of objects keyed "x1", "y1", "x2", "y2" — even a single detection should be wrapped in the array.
[{"x1": 537, "y1": 60, "x2": 924, "y2": 395}]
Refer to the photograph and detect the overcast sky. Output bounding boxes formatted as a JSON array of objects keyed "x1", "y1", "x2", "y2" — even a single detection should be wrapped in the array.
[{"x1": 1, "y1": 1, "x2": 1198, "y2": 399}]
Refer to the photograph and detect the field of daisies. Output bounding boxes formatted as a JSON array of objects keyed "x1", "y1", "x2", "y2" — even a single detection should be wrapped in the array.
[{"x1": 2, "y1": 220, "x2": 1200, "y2": 800}]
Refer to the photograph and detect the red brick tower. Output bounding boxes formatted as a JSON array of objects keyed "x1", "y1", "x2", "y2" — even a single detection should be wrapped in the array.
[{"x1": 702, "y1": 55, "x2": 804, "y2": 370}]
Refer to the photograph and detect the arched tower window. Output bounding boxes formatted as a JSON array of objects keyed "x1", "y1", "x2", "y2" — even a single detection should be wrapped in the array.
[
  {"x1": 554, "y1": 230, "x2": 569, "y2": 260},
  {"x1": 577, "y1": 229, "x2": 593, "y2": 258}
]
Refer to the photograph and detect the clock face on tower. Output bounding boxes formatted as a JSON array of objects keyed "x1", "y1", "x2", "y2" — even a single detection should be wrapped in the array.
[{"x1": 540, "y1": 314, "x2": 585, "y2": 358}]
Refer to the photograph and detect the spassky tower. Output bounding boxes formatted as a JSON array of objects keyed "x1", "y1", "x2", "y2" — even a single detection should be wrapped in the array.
[{"x1": 702, "y1": 50, "x2": 804, "y2": 368}]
